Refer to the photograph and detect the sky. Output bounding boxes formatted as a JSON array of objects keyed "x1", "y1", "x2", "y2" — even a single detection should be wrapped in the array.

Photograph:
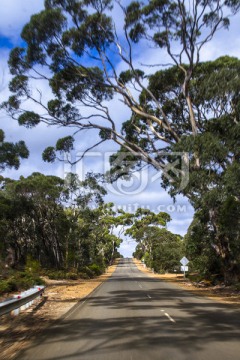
[{"x1": 0, "y1": 0, "x2": 240, "y2": 257}]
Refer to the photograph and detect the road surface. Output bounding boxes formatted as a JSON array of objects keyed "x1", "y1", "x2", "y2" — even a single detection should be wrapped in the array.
[{"x1": 17, "y1": 258, "x2": 240, "y2": 360}]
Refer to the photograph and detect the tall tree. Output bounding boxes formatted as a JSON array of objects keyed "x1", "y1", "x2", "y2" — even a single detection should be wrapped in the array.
[
  {"x1": 2, "y1": 0, "x2": 239, "y2": 169},
  {"x1": 125, "y1": 208, "x2": 170, "y2": 257},
  {"x1": 127, "y1": 208, "x2": 183, "y2": 272},
  {"x1": 2, "y1": 1, "x2": 240, "y2": 281},
  {"x1": 0, "y1": 173, "x2": 70, "y2": 268},
  {"x1": 0, "y1": 172, "x2": 122, "y2": 270}
]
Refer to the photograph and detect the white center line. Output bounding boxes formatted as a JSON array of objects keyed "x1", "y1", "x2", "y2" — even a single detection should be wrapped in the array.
[{"x1": 164, "y1": 312, "x2": 176, "y2": 323}]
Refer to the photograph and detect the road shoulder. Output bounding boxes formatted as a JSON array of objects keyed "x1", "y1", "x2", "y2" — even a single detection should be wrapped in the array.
[
  {"x1": 133, "y1": 258, "x2": 240, "y2": 307},
  {"x1": 0, "y1": 261, "x2": 118, "y2": 360}
]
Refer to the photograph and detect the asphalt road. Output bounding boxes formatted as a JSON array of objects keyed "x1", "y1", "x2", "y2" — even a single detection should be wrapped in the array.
[{"x1": 17, "y1": 258, "x2": 240, "y2": 360}]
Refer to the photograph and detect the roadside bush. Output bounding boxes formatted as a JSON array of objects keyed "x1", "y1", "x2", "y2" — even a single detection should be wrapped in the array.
[
  {"x1": 78, "y1": 272, "x2": 90, "y2": 280},
  {"x1": 6, "y1": 279, "x2": 19, "y2": 292},
  {"x1": 0, "y1": 280, "x2": 11, "y2": 295},
  {"x1": 79, "y1": 266, "x2": 95, "y2": 279},
  {"x1": 0, "y1": 273, "x2": 45, "y2": 295},
  {"x1": 187, "y1": 273, "x2": 205, "y2": 283},
  {"x1": 88, "y1": 264, "x2": 104, "y2": 276},
  {"x1": 66, "y1": 272, "x2": 78, "y2": 280},
  {"x1": 25, "y1": 255, "x2": 41, "y2": 274},
  {"x1": 46, "y1": 270, "x2": 66, "y2": 280}
]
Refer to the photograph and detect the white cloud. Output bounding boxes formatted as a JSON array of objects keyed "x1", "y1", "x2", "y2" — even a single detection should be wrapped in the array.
[
  {"x1": 119, "y1": 238, "x2": 137, "y2": 257},
  {"x1": 0, "y1": 0, "x2": 44, "y2": 44}
]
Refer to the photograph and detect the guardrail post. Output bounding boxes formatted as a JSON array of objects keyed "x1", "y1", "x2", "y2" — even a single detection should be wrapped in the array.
[
  {"x1": 0, "y1": 286, "x2": 45, "y2": 317},
  {"x1": 12, "y1": 295, "x2": 21, "y2": 316}
]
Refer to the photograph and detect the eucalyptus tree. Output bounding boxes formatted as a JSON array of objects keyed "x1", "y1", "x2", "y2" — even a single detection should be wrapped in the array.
[
  {"x1": 86, "y1": 203, "x2": 123, "y2": 265},
  {"x1": 133, "y1": 227, "x2": 183, "y2": 273},
  {"x1": 63, "y1": 172, "x2": 106, "y2": 267},
  {"x1": 165, "y1": 57, "x2": 240, "y2": 283},
  {"x1": 126, "y1": 208, "x2": 171, "y2": 260},
  {"x1": 128, "y1": 208, "x2": 183, "y2": 272},
  {"x1": 0, "y1": 173, "x2": 69, "y2": 268},
  {"x1": 183, "y1": 215, "x2": 222, "y2": 279},
  {"x1": 2, "y1": 0, "x2": 240, "y2": 280},
  {"x1": 121, "y1": 55, "x2": 240, "y2": 282},
  {"x1": 63, "y1": 174, "x2": 123, "y2": 268},
  {"x1": 2, "y1": 0, "x2": 239, "y2": 168},
  {"x1": 0, "y1": 129, "x2": 29, "y2": 172}
]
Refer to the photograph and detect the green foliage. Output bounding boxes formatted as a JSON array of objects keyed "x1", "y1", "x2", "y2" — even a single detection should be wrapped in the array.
[
  {"x1": 0, "y1": 130, "x2": 29, "y2": 172},
  {"x1": 0, "y1": 171, "x2": 122, "y2": 282},
  {"x1": 142, "y1": 228, "x2": 183, "y2": 273},
  {"x1": 42, "y1": 135, "x2": 76, "y2": 162},
  {"x1": 77, "y1": 266, "x2": 95, "y2": 279},
  {"x1": 78, "y1": 272, "x2": 90, "y2": 279},
  {"x1": 42, "y1": 147, "x2": 56, "y2": 162},
  {"x1": 56, "y1": 136, "x2": 74, "y2": 153},
  {"x1": 25, "y1": 255, "x2": 41, "y2": 274},
  {"x1": 125, "y1": 208, "x2": 171, "y2": 242},
  {"x1": 46, "y1": 270, "x2": 66, "y2": 280},
  {"x1": 119, "y1": 69, "x2": 145, "y2": 85},
  {"x1": 18, "y1": 112, "x2": 41, "y2": 128},
  {"x1": 0, "y1": 280, "x2": 14, "y2": 294},
  {"x1": 129, "y1": 207, "x2": 182, "y2": 273},
  {"x1": 66, "y1": 272, "x2": 78, "y2": 280},
  {"x1": 88, "y1": 263, "x2": 104, "y2": 276},
  {"x1": 0, "y1": 272, "x2": 45, "y2": 295},
  {"x1": 2, "y1": 0, "x2": 240, "y2": 284}
]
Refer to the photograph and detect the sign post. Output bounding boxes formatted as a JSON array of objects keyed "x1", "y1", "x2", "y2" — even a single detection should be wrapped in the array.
[{"x1": 180, "y1": 257, "x2": 189, "y2": 278}]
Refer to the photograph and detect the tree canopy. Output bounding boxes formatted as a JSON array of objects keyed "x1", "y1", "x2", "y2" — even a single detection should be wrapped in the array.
[
  {"x1": 127, "y1": 208, "x2": 183, "y2": 272},
  {"x1": 2, "y1": 0, "x2": 239, "y2": 167},
  {"x1": 0, "y1": 129, "x2": 29, "y2": 172},
  {"x1": 1, "y1": 0, "x2": 240, "y2": 283},
  {"x1": 0, "y1": 172, "x2": 121, "y2": 271}
]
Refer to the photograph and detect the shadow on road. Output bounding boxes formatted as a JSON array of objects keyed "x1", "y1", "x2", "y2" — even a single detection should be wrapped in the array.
[{"x1": 16, "y1": 270, "x2": 240, "y2": 360}]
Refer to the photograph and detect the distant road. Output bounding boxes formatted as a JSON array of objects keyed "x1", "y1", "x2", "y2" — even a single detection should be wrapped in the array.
[{"x1": 18, "y1": 258, "x2": 240, "y2": 360}]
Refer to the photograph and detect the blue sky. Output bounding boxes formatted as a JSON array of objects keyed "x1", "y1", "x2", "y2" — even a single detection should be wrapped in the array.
[{"x1": 1, "y1": 0, "x2": 240, "y2": 256}]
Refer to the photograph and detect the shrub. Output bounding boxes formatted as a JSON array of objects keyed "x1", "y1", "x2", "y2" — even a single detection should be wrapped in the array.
[
  {"x1": 78, "y1": 272, "x2": 90, "y2": 280},
  {"x1": 47, "y1": 270, "x2": 66, "y2": 280},
  {"x1": 79, "y1": 266, "x2": 95, "y2": 279},
  {"x1": 25, "y1": 255, "x2": 41, "y2": 274},
  {"x1": 0, "y1": 273, "x2": 45, "y2": 295},
  {"x1": 66, "y1": 272, "x2": 78, "y2": 280},
  {"x1": 88, "y1": 264, "x2": 103, "y2": 276},
  {"x1": 0, "y1": 280, "x2": 11, "y2": 295}
]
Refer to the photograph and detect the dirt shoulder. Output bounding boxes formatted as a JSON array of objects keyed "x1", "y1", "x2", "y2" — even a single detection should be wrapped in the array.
[
  {"x1": 0, "y1": 261, "x2": 118, "y2": 360},
  {"x1": 133, "y1": 258, "x2": 240, "y2": 307}
]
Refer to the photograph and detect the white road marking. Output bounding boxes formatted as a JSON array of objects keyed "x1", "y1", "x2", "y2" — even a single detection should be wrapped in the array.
[
  {"x1": 138, "y1": 284, "x2": 143, "y2": 288},
  {"x1": 160, "y1": 309, "x2": 165, "y2": 312},
  {"x1": 164, "y1": 312, "x2": 176, "y2": 323},
  {"x1": 147, "y1": 294, "x2": 151, "y2": 299}
]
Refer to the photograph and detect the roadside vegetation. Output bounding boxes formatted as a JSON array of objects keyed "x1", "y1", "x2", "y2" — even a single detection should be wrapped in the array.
[
  {"x1": 0, "y1": 0, "x2": 239, "y2": 289},
  {"x1": 0, "y1": 172, "x2": 122, "y2": 296}
]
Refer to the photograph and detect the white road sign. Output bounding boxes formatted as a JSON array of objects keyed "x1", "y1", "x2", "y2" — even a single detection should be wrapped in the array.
[
  {"x1": 181, "y1": 266, "x2": 188, "y2": 272},
  {"x1": 180, "y1": 257, "x2": 189, "y2": 266}
]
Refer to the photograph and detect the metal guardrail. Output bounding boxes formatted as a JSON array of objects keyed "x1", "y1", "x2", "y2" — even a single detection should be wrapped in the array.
[{"x1": 0, "y1": 285, "x2": 45, "y2": 316}]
